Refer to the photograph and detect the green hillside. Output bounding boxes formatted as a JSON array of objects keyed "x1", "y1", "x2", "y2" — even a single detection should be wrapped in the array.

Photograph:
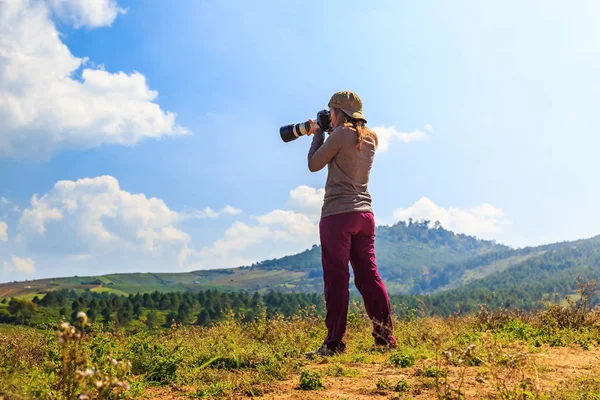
[
  {"x1": 1, "y1": 221, "x2": 598, "y2": 304},
  {"x1": 0, "y1": 221, "x2": 507, "y2": 298}
]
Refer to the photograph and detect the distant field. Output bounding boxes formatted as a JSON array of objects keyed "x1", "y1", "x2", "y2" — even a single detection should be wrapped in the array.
[
  {"x1": 0, "y1": 267, "x2": 314, "y2": 299},
  {"x1": 89, "y1": 286, "x2": 130, "y2": 296}
]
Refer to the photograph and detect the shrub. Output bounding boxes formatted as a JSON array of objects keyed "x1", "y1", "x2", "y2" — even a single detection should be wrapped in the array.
[
  {"x1": 420, "y1": 366, "x2": 446, "y2": 378},
  {"x1": 390, "y1": 351, "x2": 415, "y2": 368},
  {"x1": 299, "y1": 370, "x2": 323, "y2": 390},
  {"x1": 128, "y1": 336, "x2": 184, "y2": 383},
  {"x1": 376, "y1": 378, "x2": 391, "y2": 390},
  {"x1": 394, "y1": 379, "x2": 410, "y2": 392},
  {"x1": 54, "y1": 312, "x2": 131, "y2": 399}
]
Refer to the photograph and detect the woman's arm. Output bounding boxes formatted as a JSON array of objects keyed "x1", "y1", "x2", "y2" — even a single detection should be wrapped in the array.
[{"x1": 307, "y1": 127, "x2": 342, "y2": 172}]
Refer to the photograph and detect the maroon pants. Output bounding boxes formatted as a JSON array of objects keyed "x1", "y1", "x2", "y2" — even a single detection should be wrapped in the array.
[{"x1": 319, "y1": 211, "x2": 395, "y2": 349}]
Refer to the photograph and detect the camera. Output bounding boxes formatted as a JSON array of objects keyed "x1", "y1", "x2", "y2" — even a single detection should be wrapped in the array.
[{"x1": 280, "y1": 110, "x2": 333, "y2": 143}]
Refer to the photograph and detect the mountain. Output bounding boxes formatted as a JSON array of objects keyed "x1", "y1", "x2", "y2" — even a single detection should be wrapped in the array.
[
  {"x1": 1, "y1": 221, "x2": 598, "y2": 305},
  {"x1": 252, "y1": 220, "x2": 509, "y2": 293},
  {"x1": 400, "y1": 235, "x2": 600, "y2": 314}
]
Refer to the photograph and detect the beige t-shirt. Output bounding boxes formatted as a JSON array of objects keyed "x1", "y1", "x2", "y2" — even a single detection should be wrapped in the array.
[{"x1": 307, "y1": 126, "x2": 376, "y2": 219}]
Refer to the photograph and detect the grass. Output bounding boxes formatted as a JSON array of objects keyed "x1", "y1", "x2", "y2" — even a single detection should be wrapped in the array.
[
  {"x1": 1, "y1": 305, "x2": 600, "y2": 399},
  {"x1": 0, "y1": 268, "x2": 313, "y2": 298},
  {"x1": 89, "y1": 286, "x2": 130, "y2": 296}
]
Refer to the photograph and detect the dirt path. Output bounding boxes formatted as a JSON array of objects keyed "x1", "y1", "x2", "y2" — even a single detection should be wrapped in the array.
[{"x1": 143, "y1": 346, "x2": 600, "y2": 399}]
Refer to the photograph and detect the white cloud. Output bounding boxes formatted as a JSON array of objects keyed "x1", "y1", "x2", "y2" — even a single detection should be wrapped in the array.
[
  {"x1": 15, "y1": 176, "x2": 241, "y2": 272},
  {"x1": 3, "y1": 255, "x2": 36, "y2": 275},
  {"x1": 287, "y1": 185, "x2": 325, "y2": 220},
  {"x1": 181, "y1": 205, "x2": 242, "y2": 220},
  {"x1": 189, "y1": 186, "x2": 321, "y2": 270},
  {"x1": 372, "y1": 125, "x2": 432, "y2": 152},
  {"x1": 392, "y1": 197, "x2": 511, "y2": 237},
  {"x1": 0, "y1": 197, "x2": 20, "y2": 215},
  {"x1": 48, "y1": 0, "x2": 126, "y2": 28},
  {"x1": 0, "y1": 0, "x2": 187, "y2": 159},
  {"x1": 0, "y1": 221, "x2": 7, "y2": 241},
  {"x1": 18, "y1": 176, "x2": 190, "y2": 264},
  {"x1": 222, "y1": 205, "x2": 243, "y2": 216}
]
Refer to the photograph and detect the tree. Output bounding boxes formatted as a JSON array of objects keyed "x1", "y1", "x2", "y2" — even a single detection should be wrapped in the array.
[
  {"x1": 39, "y1": 292, "x2": 57, "y2": 307},
  {"x1": 101, "y1": 307, "x2": 112, "y2": 323},
  {"x1": 250, "y1": 292, "x2": 263, "y2": 308},
  {"x1": 177, "y1": 303, "x2": 192, "y2": 325},
  {"x1": 133, "y1": 303, "x2": 143, "y2": 319},
  {"x1": 145, "y1": 310, "x2": 161, "y2": 329},
  {"x1": 117, "y1": 301, "x2": 134, "y2": 326},
  {"x1": 142, "y1": 293, "x2": 154, "y2": 308},
  {"x1": 159, "y1": 296, "x2": 171, "y2": 310},
  {"x1": 164, "y1": 311, "x2": 177, "y2": 327},
  {"x1": 196, "y1": 309, "x2": 211, "y2": 326},
  {"x1": 8, "y1": 298, "x2": 37, "y2": 324},
  {"x1": 87, "y1": 308, "x2": 97, "y2": 323}
]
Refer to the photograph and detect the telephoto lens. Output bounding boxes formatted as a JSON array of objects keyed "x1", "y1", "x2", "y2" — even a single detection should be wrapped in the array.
[{"x1": 280, "y1": 121, "x2": 311, "y2": 143}]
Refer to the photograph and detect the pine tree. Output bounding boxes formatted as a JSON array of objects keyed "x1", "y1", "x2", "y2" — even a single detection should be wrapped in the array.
[
  {"x1": 196, "y1": 309, "x2": 211, "y2": 326},
  {"x1": 145, "y1": 310, "x2": 161, "y2": 329},
  {"x1": 164, "y1": 311, "x2": 177, "y2": 327},
  {"x1": 101, "y1": 307, "x2": 112, "y2": 323}
]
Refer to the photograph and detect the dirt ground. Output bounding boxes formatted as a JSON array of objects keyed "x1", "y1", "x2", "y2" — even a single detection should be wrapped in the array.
[{"x1": 143, "y1": 346, "x2": 600, "y2": 399}]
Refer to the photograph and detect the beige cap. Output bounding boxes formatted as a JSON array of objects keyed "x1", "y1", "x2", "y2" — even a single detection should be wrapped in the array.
[{"x1": 328, "y1": 91, "x2": 367, "y2": 122}]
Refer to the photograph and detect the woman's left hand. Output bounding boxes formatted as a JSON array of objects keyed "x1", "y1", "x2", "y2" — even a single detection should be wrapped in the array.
[{"x1": 307, "y1": 119, "x2": 320, "y2": 136}]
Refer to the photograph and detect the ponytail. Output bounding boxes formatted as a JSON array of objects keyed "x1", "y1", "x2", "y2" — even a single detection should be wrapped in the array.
[{"x1": 332, "y1": 107, "x2": 379, "y2": 150}]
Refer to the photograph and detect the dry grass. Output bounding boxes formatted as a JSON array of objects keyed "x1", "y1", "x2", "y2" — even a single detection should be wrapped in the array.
[{"x1": 1, "y1": 304, "x2": 600, "y2": 399}]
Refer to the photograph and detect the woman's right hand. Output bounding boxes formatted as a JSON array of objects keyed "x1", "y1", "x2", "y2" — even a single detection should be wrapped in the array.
[{"x1": 307, "y1": 119, "x2": 320, "y2": 136}]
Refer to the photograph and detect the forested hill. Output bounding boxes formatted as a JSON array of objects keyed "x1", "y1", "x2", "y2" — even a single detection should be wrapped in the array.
[
  {"x1": 0, "y1": 221, "x2": 598, "y2": 302},
  {"x1": 400, "y1": 235, "x2": 600, "y2": 314},
  {"x1": 249, "y1": 220, "x2": 509, "y2": 292}
]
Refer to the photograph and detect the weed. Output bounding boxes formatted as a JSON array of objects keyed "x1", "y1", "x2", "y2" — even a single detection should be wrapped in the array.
[
  {"x1": 299, "y1": 369, "x2": 323, "y2": 390},
  {"x1": 394, "y1": 379, "x2": 410, "y2": 392},
  {"x1": 376, "y1": 378, "x2": 392, "y2": 390},
  {"x1": 324, "y1": 364, "x2": 359, "y2": 377},
  {"x1": 55, "y1": 312, "x2": 131, "y2": 399},
  {"x1": 421, "y1": 365, "x2": 446, "y2": 378},
  {"x1": 390, "y1": 351, "x2": 415, "y2": 368},
  {"x1": 2, "y1": 296, "x2": 600, "y2": 399}
]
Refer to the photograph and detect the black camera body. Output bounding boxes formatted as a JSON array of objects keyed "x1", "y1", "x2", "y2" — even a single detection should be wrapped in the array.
[{"x1": 280, "y1": 110, "x2": 333, "y2": 143}]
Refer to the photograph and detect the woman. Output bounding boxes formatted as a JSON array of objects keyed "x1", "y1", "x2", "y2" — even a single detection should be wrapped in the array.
[{"x1": 306, "y1": 91, "x2": 396, "y2": 357}]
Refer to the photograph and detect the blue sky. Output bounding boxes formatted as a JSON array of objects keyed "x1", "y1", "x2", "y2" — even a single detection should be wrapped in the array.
[{"x1": 1, "y1": 0, "x2": 600, "y2": 282}]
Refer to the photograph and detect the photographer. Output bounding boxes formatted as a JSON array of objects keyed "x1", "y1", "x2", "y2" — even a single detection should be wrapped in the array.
[{"x1": 305, "y1": 91, "x2": 397, "y2": 357}]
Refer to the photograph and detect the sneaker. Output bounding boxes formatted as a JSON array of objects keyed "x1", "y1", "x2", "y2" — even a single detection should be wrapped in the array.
[{"x1": 305, "y1": 344, "x2": 344, "y2": 359}]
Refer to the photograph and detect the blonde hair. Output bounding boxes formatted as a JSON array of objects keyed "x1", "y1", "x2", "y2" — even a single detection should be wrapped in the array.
[{"x1": 332, "y1": 107, "x2": 379, "y2": 150}]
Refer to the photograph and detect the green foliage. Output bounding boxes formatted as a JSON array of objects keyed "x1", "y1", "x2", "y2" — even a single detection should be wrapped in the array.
[
  {"x1": 7, "y1": 297, "x2": 37, "y2": 324},
  {"x1": 188, "y1": 382, "x2": 226, "y2": 398},
  {"x1": 128, "y1": 336, "x2": 184, "y2": 383},
  {"x1": 1, "y1": 307, "x2": 600, "y2": 399},
  {"x1": 389, "y1": 351, "x2": 415, "y2": 368},
  {"x1": 376, "y1": 378, "x2": 392, "y2": 390},
  {"x1": 394, "y1": 379, "x2": 410, "y2": 392},
  {"x1": 548, "y1": 377, "x2": 600, "y2": 399},
  {"x1": 299, "y1": 370, "x2": 324, "y2": 390},
  {"x1": 420, "y1": 366, "x2": 446, "y2": 378},
  {"x1": 0, "y1": 221, "x2": 512, "y2": 298},
  {"x1": 144, "y1": 309, "x2": 161, "y2": 329},
  {"x1": 54, "y1": 312, "x2": 131, "y2": 399},
  {"x1": 324, "y1": 364, "x2": 360, "y2": 377}
]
